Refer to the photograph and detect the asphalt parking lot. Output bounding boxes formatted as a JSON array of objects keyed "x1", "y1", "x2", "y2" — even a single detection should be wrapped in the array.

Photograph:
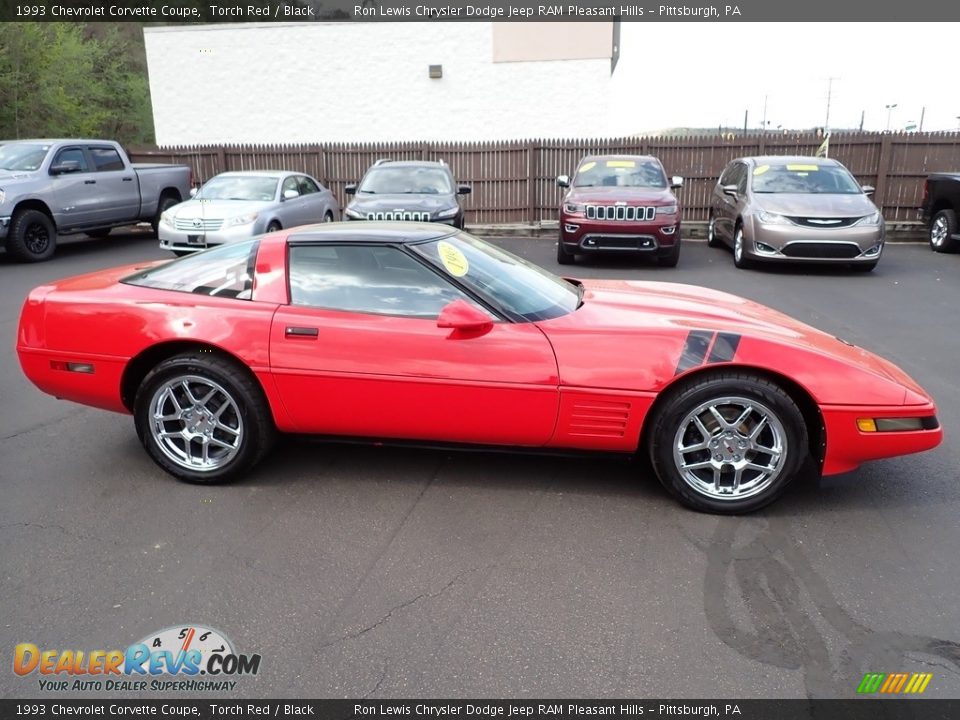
[{"x1": 1, "y1": 231, "x2": 959, "y2": 700}]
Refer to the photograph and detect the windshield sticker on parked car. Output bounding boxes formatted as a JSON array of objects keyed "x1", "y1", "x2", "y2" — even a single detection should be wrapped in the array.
[
  {"x1": 578, "y1": 161, "x2": 597, "y2": 173},
  {"x1": 606, "y1": 160, "x2": 636, "y2": 168},
  {"x1": 437, "y1": 241, "x2": 469, "y2": 277},
  {"x1": 786, "y1": 164, "x2": 819, "y2": 172},
  {"x1": 753, "y1": 165, "x2": 770, "y2": 175}
]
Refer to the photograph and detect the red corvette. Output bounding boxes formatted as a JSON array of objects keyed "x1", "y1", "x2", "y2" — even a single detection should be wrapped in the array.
[{"x1": 17, "y1": 223, "x2": 942, "y2": 513}]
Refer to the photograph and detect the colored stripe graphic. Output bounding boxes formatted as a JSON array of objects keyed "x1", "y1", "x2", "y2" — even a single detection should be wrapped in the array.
[
  {"x1": 675, "y1": 330, "x2": 714, "y2": 374},
  {"x1": 857, "y1": 672, "x2": 932, "y2": 694},
  {"x1": 707, "y1": 332, "x2": 741, "y2": 363}
]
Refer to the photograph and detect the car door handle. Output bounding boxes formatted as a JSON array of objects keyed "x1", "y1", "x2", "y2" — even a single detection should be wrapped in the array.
[
  {"x1": 122, "y1": 177, "x2": 134, "y2": 182},
  {"x1": 84, "y1": 180, "x2": 96, "y2": 185},
  {"x1": 285, "y1": 326, "x2": 319, "y2": 338}
]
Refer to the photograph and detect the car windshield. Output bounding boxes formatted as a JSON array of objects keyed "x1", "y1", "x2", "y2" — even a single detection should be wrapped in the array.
[
  {"x1": 751, "y1": 163, "x2": 862, "y2": 194},
  {"x1": 196, "y1": 175, "x2": 278, "y2": 202},
  {"x1": 574, "y1": 159, "x2": 667, "y2": 188},
  {"x1": 0, "y1": 142, "x2": 51, "y2": 171},
  {"x1": 359, "y1": 167, "x2": 453, "y2": 194},
  {"x1": 121, "y1": 239, "x2": 259, "y2": 299},
  {"x1": 411, "y1": 232, "x2": 580, "y2": 322}
]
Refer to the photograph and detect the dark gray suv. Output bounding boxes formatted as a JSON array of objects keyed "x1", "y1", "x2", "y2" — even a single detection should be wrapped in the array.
[{"x1": 343, "y1": 160, "x2": 471, "y2": 228}]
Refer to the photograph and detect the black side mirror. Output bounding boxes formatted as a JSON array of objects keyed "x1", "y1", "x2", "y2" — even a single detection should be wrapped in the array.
[
  {"x1": 556, "y1": 175, "x2": 570, "y2": 188},
  {"x1": 457, "y1": 185, "x2": 471, "y2": 195},
  {"x1": 344, "y1": 184, "x2": 357, "y2": 195},
  {"x1": 50, "y1": 160, "x2": 82, "y2": 176}
]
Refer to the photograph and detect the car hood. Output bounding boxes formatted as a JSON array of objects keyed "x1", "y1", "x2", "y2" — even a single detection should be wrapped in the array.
[
  {"x1": 539, "y1": 279, "x2": 926, "y2": 400},
  {"x1": 751, "y1": 193, "x2": 877, "y2": 217},
  {"x1": 0, "y1": 170, "x2": 39, "y2": 187},
  {"x1": 348, "y1": 193, "x2": 458, "y2": 214},
  {"x1": 170, "y1": 199, "x2": 275, "y2": 219},
  {"x1": 565, "y1": 187, "x2": 676, "y2": 205}
]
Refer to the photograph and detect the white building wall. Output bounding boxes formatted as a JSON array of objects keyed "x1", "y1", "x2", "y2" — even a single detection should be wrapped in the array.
[{"x1": 144, "y1": 23, "x2": 613, "y2": 146}]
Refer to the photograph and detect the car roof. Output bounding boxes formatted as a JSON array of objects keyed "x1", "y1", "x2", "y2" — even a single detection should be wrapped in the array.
[
  {"x1": 285, "y1": 221, "x2": 459, "y2": 245},
  {"x1": 214, "y1": 170, "x2": 293, "y2": 178},
  {"x1": 578, "y1": 154, "x2": 661, "y2": 164},
  {"x1": 366, "y1": 160, "x2": 449, "y2": 169},
  {"x1": 739, "y1": 155, "x2": 839, "y2": 166},
  {"x1": 0, "y1": 138, "x2": 119, "y2": 144}
]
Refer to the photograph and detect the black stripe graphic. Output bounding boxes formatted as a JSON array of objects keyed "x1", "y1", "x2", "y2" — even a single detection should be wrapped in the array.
[
  {"x1": 675, "y1": 330, "x2": 714, "y2": 375},
  {"x1": 707, "y1": 332, "x2": 741, "y2": 364}
]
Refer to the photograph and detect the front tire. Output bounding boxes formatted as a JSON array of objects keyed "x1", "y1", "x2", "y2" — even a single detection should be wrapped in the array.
[
  {"x1": 929, "y1": 209, "x2": 960, "y2": 253},
  {"x1": 7, "y1": 209, "x2": 57, "y2": 262},
  {"x1": 707, "y1": 215, "x2": 723, "y2": 248},
  {"x1": 556, "y1": 238, "x2": 576, "y2": 265},
  {"x1": 134, "y1": 353, "x2": 276, "y2": 484},
  {"x1": 648, "y1": 372, "x2": 808, "y2": 514},
  {"x1": 266, "y1": 221, "x2": 282, "y2": 234},
  {"x1": 733, "y1": 226, "x2": 753, "y2": 269},
  {"x1": 657, "y1": 240, "x2": 681, "y2": 267}
]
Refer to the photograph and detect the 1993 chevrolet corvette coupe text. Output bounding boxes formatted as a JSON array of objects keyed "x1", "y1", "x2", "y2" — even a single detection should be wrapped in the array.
[{"x1": 17, "y1": 223, "x2": 942, "y2": 513}]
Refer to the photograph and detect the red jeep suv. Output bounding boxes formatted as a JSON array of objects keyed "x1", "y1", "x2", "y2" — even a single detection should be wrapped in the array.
[{"x1": 556, "y1": 155, "x2": 684, "y2": 266}]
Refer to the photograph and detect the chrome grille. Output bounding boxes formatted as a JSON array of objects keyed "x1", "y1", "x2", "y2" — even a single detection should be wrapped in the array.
[
  {"x1": 786, "y1": 216, "x2": 858, "y2": 228},
  {"x1": 365, "y1": 211, "x2": 430, "y2": 222},
  {"x1": 174, "y1": 218, "x2": 223, "y2": 232},
  {"x1": 585, "y1": 205, "x2": 655, "y2": 222}
]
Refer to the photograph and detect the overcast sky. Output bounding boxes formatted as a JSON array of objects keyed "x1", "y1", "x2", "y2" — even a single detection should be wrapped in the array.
[{"x1": 611, "y1": 23, "x2": 958, "y2": 134}]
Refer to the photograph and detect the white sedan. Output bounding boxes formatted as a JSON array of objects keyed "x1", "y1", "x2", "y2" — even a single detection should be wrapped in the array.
[{"x1": 159, "y1": 170, "x2": 339, "y2": 254}]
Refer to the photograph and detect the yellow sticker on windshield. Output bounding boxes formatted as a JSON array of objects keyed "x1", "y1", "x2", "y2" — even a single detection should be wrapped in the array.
[
  {"x1": 753, "y1": 165, "x2": 770, "y2": 175},
  {"x1": 786, "y1": 164, "x2": 819, "y2": 171},
  {"x1": 606, "y1": 160, "x2": 636, "y2": 168},
  {"x1": 578, "y1": 161, "x2": 597, "y2": 173},
  {"x1": 437, "y1": 241, "x2": 469, "y2": 277}
]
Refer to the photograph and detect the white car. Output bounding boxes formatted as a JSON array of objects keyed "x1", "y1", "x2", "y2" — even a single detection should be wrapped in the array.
[{"x1": 159, "y1": 170, "x2": 339, "y2": 254}]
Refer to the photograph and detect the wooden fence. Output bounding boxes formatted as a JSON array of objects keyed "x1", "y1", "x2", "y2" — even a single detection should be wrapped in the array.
[{"x1": 129, "y1": 132, "x2": 960, "y2": 224}]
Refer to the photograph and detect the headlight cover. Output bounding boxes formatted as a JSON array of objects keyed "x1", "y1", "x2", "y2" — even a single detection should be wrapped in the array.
[
  {"x1": 225, "y1": 212, "x2": 259, "y2": 227},
  {"x1": 160, "y1": 211, "x2": 174, "y2": 227},
  {"x1": 563, "y1": 202, "x2": 584, "y2": 214},
  {"x1": 853, "y1": 211, "x2": 882, "y2": 227},
  {"x1": 343, "y1": 207, "x2": 365, "y2": 219},
  {"x1": 656, "y1": 204, "x2": 678, "y2": 216},
  {"x1": 436, "y1": 206, "x2": 460, "y2": 219},
  {"x1": 757, "y1": 210, "x2": 790, "y2": 225}
]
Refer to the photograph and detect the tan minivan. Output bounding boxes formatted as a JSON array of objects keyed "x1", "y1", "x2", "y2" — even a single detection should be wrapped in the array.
[{"x1": 708, "y1": 156, "x2": 884, "y2": 271}]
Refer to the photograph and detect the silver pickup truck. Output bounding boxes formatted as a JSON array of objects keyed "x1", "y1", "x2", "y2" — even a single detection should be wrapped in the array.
[{"x1": 0, "y1": 139, "x2": 193, "y2": 262}]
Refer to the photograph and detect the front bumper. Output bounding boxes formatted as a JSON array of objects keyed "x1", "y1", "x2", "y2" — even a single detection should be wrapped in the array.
[
  {"x1": 745, "y1": 217, "x2": 885, "y2": 263},
  {"x1": 0, "y1": 215, "x2": 10, "y2": 240},
  {"x1": 158, "y1": 223, "x2": 257, "y2": 252},
  {"x1": 821, "y1": 402, "x2": 942, "y2": 475},
  {"x1": 560, "y1": 215, "x2": 680, "y2": 254}
]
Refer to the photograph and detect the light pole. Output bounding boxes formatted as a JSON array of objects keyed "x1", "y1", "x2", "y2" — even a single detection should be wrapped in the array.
[{"x1": 885, "y1": 103, "x2": 898, "y2": 132}]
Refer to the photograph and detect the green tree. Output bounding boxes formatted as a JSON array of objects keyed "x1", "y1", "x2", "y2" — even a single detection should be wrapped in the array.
[{"x1": 0, "y1": 22, "x2": 155, "y2": 144}]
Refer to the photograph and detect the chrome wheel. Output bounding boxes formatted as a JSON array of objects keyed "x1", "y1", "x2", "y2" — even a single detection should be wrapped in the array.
[
  {"x1": 672, "y1": 396, "x2": 787, "y2": 501},
  {"x1": 931, "y1": 216, "x2": 947, "y2": 248},
  {"x1": 148, "y1": 375, "x2": 243, "y2": 472}
]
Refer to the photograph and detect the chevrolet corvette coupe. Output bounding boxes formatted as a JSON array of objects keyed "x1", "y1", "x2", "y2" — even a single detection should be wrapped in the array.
[{"x1": 17, "y1": 223, "x2": 942, "y2": 513}]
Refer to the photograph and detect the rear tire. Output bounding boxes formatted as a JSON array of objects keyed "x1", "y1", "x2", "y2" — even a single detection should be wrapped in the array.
[
  {"x1": 648, "y1": 372, "x2": 808, "y2": 514},
  {"x1": 266, "y1": 221, "x2": 282, "y2": 234},
  {"x1": 657, "y1": 240, "x2": 681, "y2": 267},
  {"x1": 556, "y1": 238, "x2": 576, "y2": 265},
  {"x1": 7, "y1": 209, "x2": 57, "y2": 262},
  {"x1": 152, "y1": 195, "x2": 180, "y2": 236},
  {"x1": 134, "y1": 352, "x2": 276, "y2": 485},
  {"x1": 929, "y1": 209, "x2": 960, "y2": 253},
  {"x1": 323, "y1": 212, "x2": 333, "y2": 223}
]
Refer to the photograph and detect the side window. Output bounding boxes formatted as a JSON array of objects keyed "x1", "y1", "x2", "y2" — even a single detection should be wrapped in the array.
[
  {"x1": 281, "y1": 176, "x2": 300, "y2": 198},
  {"x1": 735, "y1": 163, "x2": 748, "y2": 194},
  {"x1": 53, "y1": 147, "x2": 90, "y2": 172},
  {"x1": 289, "y1": 245, "x2": 477, "y2": 319},
  {"x1": 89, "y1": 147, "x2": 125, "y2": 172},
  {"x1": 718, "y1": 162, "x2": 739, "y2": 187},
  {"x1": 298, "y1": 176, "x2": 320, "y2": 195}
]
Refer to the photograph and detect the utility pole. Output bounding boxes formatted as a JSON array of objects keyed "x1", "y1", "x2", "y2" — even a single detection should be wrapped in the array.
[
  {"x1": 885, "y1": 103, "x2": 898, "y2": 132},
  {"x1": 859, "y1": 110, "x2": 865, "y2": 131},
  {"x1": 762, "y1": 95, "x2": 768, "y2": 131},
  {"x1": 825, "y1": 77, "x2": 838, "y2": 133},
  {"x1": 919, "y1": 107, "x2": 925, "y2": 132},
  {"x1": 743, "y1": 109, "x2": 748, "y2": 134}
]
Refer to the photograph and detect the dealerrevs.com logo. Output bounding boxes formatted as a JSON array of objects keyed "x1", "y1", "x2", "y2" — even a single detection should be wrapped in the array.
[{"x1": 14, "y1": 624, "x2": 261, "y2": 692}]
